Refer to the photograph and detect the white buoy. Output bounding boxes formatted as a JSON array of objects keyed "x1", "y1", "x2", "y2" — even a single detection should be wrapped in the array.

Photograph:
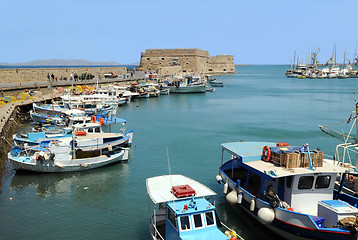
[
  {"x1": 223, "y1": 182, "x2": 229, "y2": 194},
  {"x1": 226, "y1": 189, "x2": 238, "y2": 204},
  {"x1": 237, "y1": 192, "x2": 243, "y2": 204},
  {"x1": 216, "y1": 175, "x2": 223, "y2": 184},
  {"x1": 258, "y1": 208, "x2": 275, "y2": 224},
  {"x1": 250, "y1": 198, "x2": 255, "y2": 211}
]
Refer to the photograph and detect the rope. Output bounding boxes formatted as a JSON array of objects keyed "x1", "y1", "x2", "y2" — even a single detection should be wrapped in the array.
[
  {"x1": 2, "y1": 136, "x2": 13, "y2": 147},
  {"x1": 220, "y1": 222, "x2": 244, "y2": 240},
  {"x1": 12, "y1": 119, "x2": 20, "y2": 126}
]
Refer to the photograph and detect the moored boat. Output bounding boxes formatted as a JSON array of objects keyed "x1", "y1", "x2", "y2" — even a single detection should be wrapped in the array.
[
  {"x1": 146, "y1": 174, "x2": 243, "y2": 240},
  {"x1": 217, "y1": 141, "x2": 358, "y2": 240},
  {"x1": 8, "y1": 143, "x2": 129, "y2": 173}
]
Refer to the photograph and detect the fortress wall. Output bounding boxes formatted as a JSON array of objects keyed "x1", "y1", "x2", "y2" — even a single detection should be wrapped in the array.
[
  {"x1": 0, "y1": 67, "x2": 127, "y2": 84},
  {"x1": 142, "y1": 48, "x2": 209, "y2": 57},
  {"x1": 208, "y1": 55, "x2": 235, "y2": 73},
  {"x1": 139, "y1": 48, "x2": 235, "y2": 74},
  {"x1": 157, "y1": 66, "x2": 182, "y2": 75}
]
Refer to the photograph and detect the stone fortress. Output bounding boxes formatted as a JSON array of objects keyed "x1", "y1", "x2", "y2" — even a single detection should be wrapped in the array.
[{"x1": 138, "y1": 48, "x2": 235, "y2": 75}]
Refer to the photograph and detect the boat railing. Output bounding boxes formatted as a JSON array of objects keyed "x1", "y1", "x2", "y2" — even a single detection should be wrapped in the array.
[
  {"x1": 151, "y1": 209, "x2": 165, "y2": 240},
  {"x1": 334, "y1": 143, "x2": 358, "y2": 172}
]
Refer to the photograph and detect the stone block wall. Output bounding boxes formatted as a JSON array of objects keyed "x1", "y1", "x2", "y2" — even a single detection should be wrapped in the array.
[
  {"x1": 208, "y1": 55, "x2": 235, "y2": 73},
  {"x1": 0, "y1": 67, "x2": 127, "y2": 84},
  {"x1": 139, "y1": 48, "x2": 234, "y2": 74}
]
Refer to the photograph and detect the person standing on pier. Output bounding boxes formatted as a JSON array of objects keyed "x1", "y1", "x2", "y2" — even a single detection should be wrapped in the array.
[{"x1": 47, "y1": 73, "x2": 50, "y2": 82}]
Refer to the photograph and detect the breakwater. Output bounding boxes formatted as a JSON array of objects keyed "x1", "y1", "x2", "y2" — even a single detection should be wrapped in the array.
[{"x1": 0, "y1": 66, "x2": 127, "y2": 84}]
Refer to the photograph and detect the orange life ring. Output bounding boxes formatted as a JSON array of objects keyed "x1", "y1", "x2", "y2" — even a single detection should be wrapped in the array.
[
  {"x1": 262, "y1": 146, "x2": 271, "y2": 162},
  {"x1": 99, "y1": 118, "x2": 104, "y2": 125},
  {"x1": 91, "y1": 115, "x2": 96, "y2": 123}
]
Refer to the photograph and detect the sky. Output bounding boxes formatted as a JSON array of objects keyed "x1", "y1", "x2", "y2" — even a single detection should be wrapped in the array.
[{"x1": 1, "y1": 0, "x2": 358, "y2": 65}]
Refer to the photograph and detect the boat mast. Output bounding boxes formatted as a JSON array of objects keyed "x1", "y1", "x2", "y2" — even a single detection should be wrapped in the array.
[{"x1": 354, "y1": 93, "x2": 358, "y2": 169}]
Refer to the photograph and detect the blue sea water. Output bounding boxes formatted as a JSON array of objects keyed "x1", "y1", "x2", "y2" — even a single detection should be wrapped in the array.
[{"x1": 1, "y1": 65, "x2": 358, "y2": 240}]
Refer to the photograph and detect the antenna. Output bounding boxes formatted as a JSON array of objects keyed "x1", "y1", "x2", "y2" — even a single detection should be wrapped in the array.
[
  {"x1": 166, "y1": 146, "x2": 176, "y2": 209},
  {"x1": 166, "y1": 146, "x2": 173, "y2": 187}
]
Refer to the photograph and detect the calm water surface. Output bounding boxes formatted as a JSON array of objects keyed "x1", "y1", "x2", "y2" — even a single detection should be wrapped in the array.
[{"x1": 1, "y1": 65, "x2": 358, "y2": 240}]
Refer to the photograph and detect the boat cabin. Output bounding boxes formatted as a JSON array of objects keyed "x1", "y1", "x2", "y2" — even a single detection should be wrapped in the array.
[
  {"x1": 219, "y1": 142, "x2": 345, "y2": 215},
  {"x1": 164, "y1": 197, "x2": 226, "y2": 240}
]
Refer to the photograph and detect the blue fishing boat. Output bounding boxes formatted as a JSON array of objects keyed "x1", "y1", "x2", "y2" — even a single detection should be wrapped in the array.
[
  {"x1": 146, "y1": 174, "x2": 243, "y2": 240},
  {"x1": 13, "y1": 122, "x2": 133, "y2": 149},
  {"x1": 217, "y1": 141, "x2": 358, "y2": 240}
]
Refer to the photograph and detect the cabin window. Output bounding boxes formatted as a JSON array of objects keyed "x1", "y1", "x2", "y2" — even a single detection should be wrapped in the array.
[
  {"x1": 88, "y1": 128, "x2": 93, "y2": 133},
  {"x1": 298, "y1": 176, "x2": 314, "y2": 189},
  {"x1": 286, "y1": 176, "x2": 293, "y2": 188},
  {"x1": 192, "y1": 214, "x2": 204, "y2": 229},
  {"x1": 205, "y1": 211, "x2": 215, "y2": 226},
  {"x1": 179, "y1": 216, "x2": 191, "y2": 231},
  {"x1": 246, "y1": 172, "x2": 262, "y2": 194},
  {"x1": 167, "y1": 208, "x2": 177, "y2": 230},
  {"x1": 95, "y1": 127, "x2": 101, "y2": 133},
  {"x1": 315, "y1": 175, "x2": 331, "y2": 189}
]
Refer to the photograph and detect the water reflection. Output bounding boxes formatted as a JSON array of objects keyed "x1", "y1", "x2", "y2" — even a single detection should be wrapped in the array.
[{"x1": 10, "y1": 162, "x2": 130, "y2": 201}]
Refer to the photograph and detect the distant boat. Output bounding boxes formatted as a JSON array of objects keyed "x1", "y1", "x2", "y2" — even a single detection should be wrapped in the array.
[
  {"x1": 165, "y1": 76, "x2": 207, "y2": 93},
  {"x1": 210, "y1": 80, "x2": 224, "y2": 87},
  {"x1": 146, "y1": 174, "x2": 243, "y2": 240}
]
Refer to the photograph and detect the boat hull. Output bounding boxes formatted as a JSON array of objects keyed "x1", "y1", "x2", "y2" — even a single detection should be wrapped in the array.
[
  {"x1": 8, "y1": 149, "x2": 128, "y2": 173},
  {"x1": 218, "y1": 165, "x2": 357, "y2": 240},
  {"x1": 167, "y1": 85, "x2": 207, "y2": 93}
]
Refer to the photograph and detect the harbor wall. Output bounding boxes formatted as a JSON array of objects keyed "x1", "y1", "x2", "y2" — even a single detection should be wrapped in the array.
[
  {"x1": 0, "y1": 67, "x2": 127, "y2": 84},
  {"x1": 139, "y1": 48, "x2": 235, "y2": 74}
]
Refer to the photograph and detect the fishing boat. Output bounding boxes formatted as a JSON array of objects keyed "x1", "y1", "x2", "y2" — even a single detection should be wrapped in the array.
[
  {"x1": 146, "y1": 174, "x2": 243, "y2": 240},
  {"x1": 210, "y1": 80, "x2": 224, "y2": 87},
  {"x1": 30, "y1": 103, "x2": 85, "y2": 124},
  {"x1": 8, "y1": 143, "x2": 129, "y2": 173},
  {"x1": 217, "y1": 141, "x2": 358, "y2": 240},
  {"x1": 164, "y1": 76, "x2": 207, "y2": 94},
  {"x1": 13, "y1": 121, "x2": 133, "y2": 149}
]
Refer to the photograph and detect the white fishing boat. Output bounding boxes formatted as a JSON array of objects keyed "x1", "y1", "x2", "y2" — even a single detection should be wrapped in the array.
[
  {"x1": 8, "y1": 143, "x2": 129, "y2": 173},
  {"x1": 146, "y1": 174, "x2": 243, "y2": 240},
  {"x1": 165, "y1": 76, "x2": 207, "y2": 93}
]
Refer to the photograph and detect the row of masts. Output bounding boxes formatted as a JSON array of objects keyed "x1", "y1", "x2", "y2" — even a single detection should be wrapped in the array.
[{"x1": 286, "y1": 45, "x2": 358, "y2": 79}]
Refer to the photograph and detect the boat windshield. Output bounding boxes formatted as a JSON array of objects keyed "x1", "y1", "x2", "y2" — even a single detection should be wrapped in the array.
[
  {"x1": 179, "y1": 216, "x2": 191, "y2": 231},
  {"x1": 205, "y1": 211, "x2": 215, "y2": 227}
]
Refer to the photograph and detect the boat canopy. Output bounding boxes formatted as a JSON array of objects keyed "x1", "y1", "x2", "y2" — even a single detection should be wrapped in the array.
[
  {"x1": 146, "y1": 175, "x2": 216, "y2": 204},
  {"x1": 63, "y1": 109, "x2": 86, "y2": 116},
  {"x1": 221, "y1": 141, "x2": 348, "y2": 178}
]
